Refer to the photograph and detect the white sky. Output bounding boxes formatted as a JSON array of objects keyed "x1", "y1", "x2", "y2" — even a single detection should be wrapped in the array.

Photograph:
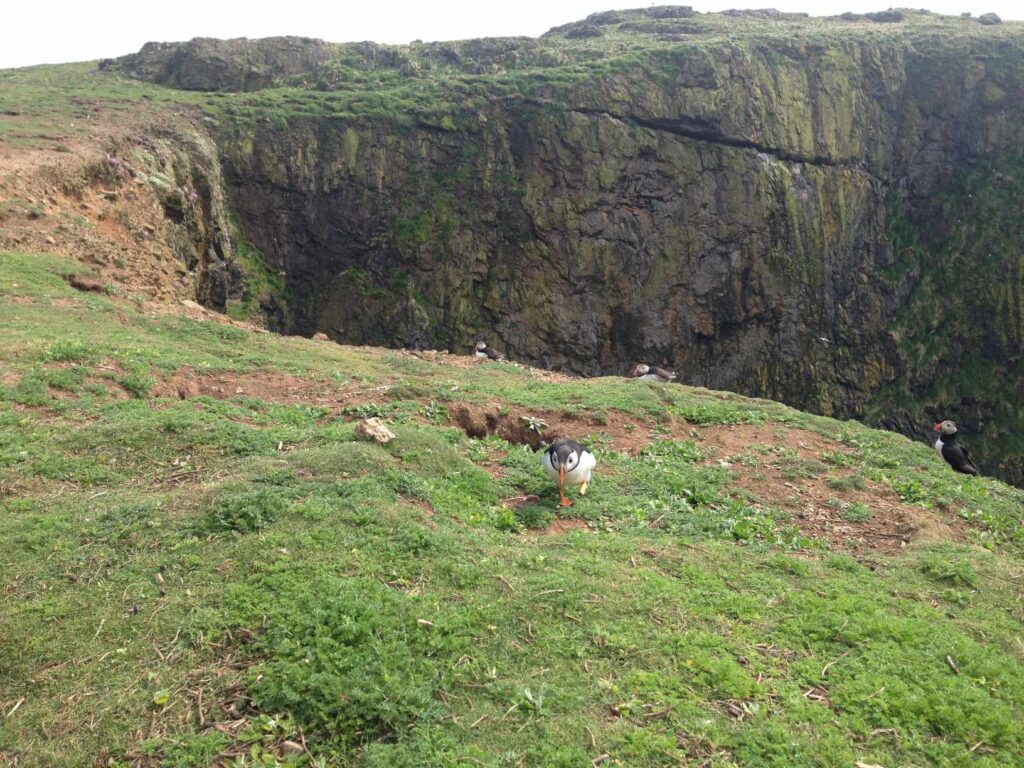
[{"x1": 2, "y1": 1, "x2": 1020, "y2": 69}]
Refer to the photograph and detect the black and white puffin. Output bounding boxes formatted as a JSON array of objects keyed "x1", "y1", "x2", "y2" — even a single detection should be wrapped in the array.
[
  {"x1": 933, "y1": 420, "x2": 980, "y2": 476},
  {"x1": 474, "y1": 341, "x2": 505, "y2": 361},
  {"x1": 630, "y1": 364, "x2": 676, "y2": 383},
  {"x1": 541, "y1": 439, "x2": 597, "y2": 507}
]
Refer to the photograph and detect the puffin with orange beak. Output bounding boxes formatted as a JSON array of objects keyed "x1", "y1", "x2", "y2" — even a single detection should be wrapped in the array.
[
  {"x1": 933, "y1": 420, "x2": 980, "y2": 476},
  {"x1": 541, "y1": 439, "x2": 597, "y2": 507}
]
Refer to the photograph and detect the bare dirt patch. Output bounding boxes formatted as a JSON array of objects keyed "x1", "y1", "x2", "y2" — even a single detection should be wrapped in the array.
[
  {"x1": 693, "y1": 423, "x2": 967, "y2": 552},
  {"x1": 524, "y1": 517, "x2": 590, "y2": 536},
  {"x1": 153, "y1": 369, "x2": 330, "y2": 404},
  {"x1": 0, "y1": 122, "x2": 194, "y2": 304},
  {"x1": 62, "y1": 273, "x2": 107, "y2": 293},
  {"x1": 696, "y1": 422, "x2": 838, "y2": 459}
]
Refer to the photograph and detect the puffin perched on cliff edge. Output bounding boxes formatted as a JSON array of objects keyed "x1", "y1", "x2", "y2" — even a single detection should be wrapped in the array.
[
  {"x1": 474, "y1": 341, "x2": 505, "y2": 361},
  {"x1": 541, "y1": 439, "x2": 597, "y2": 507},
  {"x1": 630, "y1": 364, "x2": 676, "y2": 383},
  {"x1": 934, "y1": 420, "x2": 980, "y2": 476}
]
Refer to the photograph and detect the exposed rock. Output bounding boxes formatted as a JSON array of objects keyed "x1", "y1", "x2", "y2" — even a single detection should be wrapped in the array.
[
  {"x1": 64, "y1": 274, "x2": 106, "y2": 293},
  {"x1": 355, "y1": 418, "x2": 397, "y2": 444},
  {"x1": 115, "y1": 37, "x2": 334, "y2": 92},
  {"x1": 978, "y1": 13, "x2": 1002, "y2": 25},
  {"x1": 117, "y1": 14, "x2": 1024, "y2": 485},
  {"x1": 311, "y1": 332, "x2": 330, "y2": 340}
]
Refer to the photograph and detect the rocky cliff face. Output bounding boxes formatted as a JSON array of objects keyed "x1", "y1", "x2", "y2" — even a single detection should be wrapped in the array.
[{"x1": 114, "y1": 9, "x2": 1024, "y2": 483}]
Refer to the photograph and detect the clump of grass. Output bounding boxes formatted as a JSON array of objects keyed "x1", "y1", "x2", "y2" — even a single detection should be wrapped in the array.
[
  {"x1": 115, "y1": 369, "x2": 154, "y2": 398},
  {"x1": 224, "y1": 573, "x2": 465, "y2": 751},
  {"x1": 638, "y1": 439, "x2": 705, "y2": 463},
  {"x1": 827, "y1": 473, "x2": 867, "y2": 491},
  {"x1": 921, "y1": 552, "x2": 979, "y2": 587},
  {"x1": 194, "y1": 486, "x2": 290, "y2": 533},
  {"x1": 40, "y1": 340, "x2": 98, "y2": 363},
  {"x1": 841, "y1": 502, "x2": 873, "y2": 523}
]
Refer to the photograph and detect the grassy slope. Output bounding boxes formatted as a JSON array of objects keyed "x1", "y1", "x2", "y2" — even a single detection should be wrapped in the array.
[
  {"x1": 1, "y1": 253, "x2": 1023, "y2": 767},
  {"x1": 2, "y1": 17, "x2": 1024, "y2": 765}
]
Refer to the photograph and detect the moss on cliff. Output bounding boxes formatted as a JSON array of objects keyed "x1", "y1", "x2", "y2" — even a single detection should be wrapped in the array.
[{"x1": 6, "y1": 9, "x2": 1024, "y2": 484}]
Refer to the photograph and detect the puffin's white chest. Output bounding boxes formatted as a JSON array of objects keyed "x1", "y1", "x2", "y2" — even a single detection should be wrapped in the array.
[
  {"x1": 474, "y1": 351, "x2": 487, "y2": 358},
  {"x1": 638, "y1": 373, "x2": 663, "y2": 382},
  {"x1": 934, "y1": 437, "x2": 945, "y2": 457},
  {"x1": 541, "y1": 449, "x2": 596, "y2": 486}
]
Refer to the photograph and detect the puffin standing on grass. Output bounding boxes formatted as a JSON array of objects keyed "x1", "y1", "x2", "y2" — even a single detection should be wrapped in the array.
[
  {"x1": 542, "y1": 439, "x2": 597, "y2": 507},
  {"x1": 474, "y1": 341, "x2": 505, "y2": 361},
  {"x1": 934, "y1": 420, "x2": 980, "y2": 476},
  {"x1": 630, "y1": 364, "x2": 676, "y2": 383}
]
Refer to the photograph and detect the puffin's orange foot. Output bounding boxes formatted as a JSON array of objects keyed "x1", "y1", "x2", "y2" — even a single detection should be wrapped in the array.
[{"x1": 559, "y1": 496, "x2": 574, "y2": 508}]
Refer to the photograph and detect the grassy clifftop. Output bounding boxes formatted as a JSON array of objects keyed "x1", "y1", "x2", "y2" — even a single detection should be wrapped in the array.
[{"x1": 2, "y1": 251, "x2": 1024, "y2": 766}]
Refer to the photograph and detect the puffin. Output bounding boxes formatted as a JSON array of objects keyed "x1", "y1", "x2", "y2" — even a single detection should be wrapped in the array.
[
  {"x1": 630, "y1": 364, "x2": 676, "y2": 383},
  {"x1": 933, "y1": 420, "x2": 980, "y2": 476},
  {"x1": 474, "y1": 341, "x2": 505, "y2": 361},
  {"x1": 541, "y1": 439, "x2": 597, "y2": 507}
]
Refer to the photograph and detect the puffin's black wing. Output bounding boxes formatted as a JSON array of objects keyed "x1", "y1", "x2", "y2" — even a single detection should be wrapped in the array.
[
  {"x1": 485, "y1": 346, "x2": 505, "y2": 361},
  {"x1": 959, "y1": 443, "x2": 981, "y2": 475},
  {"x1": 942, "y1": 442, "x2": 980, "y2": 476},
  {"x1": 652, "y1": 367, "x2": 676, "y2": 380}
]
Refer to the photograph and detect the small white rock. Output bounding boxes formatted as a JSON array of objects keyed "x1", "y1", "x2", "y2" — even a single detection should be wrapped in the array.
[{"x1": 355, "y1": 417, "x2": 396, "y2": 444}]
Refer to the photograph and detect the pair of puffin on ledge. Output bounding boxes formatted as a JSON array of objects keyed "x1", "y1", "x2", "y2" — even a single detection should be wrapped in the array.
[
  {"x1": 474, "y1": 341, "x2": 505, "y2": 361},
  {"x1": 630, "y1": 364, "x2": 676, "y2": 383},
  {"x1": 934, "y1": 420, "x2": 980, "y2": 476}
]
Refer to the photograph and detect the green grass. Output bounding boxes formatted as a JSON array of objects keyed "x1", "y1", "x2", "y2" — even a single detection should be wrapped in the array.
[{"x1": 2, "y1": 251, "x2": 1024, "y2": 766}]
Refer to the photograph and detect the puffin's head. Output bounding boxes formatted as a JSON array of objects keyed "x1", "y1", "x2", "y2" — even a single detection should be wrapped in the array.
[
  {"x1": 549, "y1": 442, "x2": 581, "y2": 484},
  {"x1": 631, "y1": 364, "x2": 650, "y2": 378},
  {"x1": 934, "y1": 420, "x2": 958, "y2": 435},
  {"x1": 475, "y1": 341, "x2": 488, "y2": 352}
]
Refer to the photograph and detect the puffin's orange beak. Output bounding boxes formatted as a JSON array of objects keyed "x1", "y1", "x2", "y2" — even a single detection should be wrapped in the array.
[
  {"x1": 933, "y1": 423, "x2": 943, "y2": 432},
  {"x1": 559, "y1": 465, "x2": 565, "y2": 486}
]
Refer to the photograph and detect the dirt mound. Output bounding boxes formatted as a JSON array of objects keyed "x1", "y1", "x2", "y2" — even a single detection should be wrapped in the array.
[{"x1": 447, "y1": 403, "x2": 657, "y2": 453}]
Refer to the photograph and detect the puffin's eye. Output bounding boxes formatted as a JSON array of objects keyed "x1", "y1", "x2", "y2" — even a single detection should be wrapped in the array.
[{"x1": 566, "y1": 452, "x2": 578, "y2": 468}]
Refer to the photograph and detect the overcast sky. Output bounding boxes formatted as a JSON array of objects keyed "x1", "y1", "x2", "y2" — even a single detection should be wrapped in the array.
[{"x1": 2, "y1": 1, "x2": 1019, "y2": 69}]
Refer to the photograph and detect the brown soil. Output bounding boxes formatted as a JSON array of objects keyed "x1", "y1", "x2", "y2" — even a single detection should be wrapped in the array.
[
  {"x1": 448, "y1": 402, "x2": 668, "y2": 453},
  {"x1": 692, "y1": 423, "x2": 967, "y2": 552},
  {"x1": 152, "y1": 369, "x2": 321, "y2": 403},
  {"x1": 0, "y1": 105, "x2": 221, "y2": 306},
  {"x1": 145, "y1": 370, "x2": 967, "y2": 552},
  {"x1": 525, "y1": 517, "x2": 591, "y2": 536}
]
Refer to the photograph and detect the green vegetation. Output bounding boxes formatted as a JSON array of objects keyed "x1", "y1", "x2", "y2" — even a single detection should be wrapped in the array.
[
  {"x1": 0, "y1": 63, "x2": 207, "y2": 148},
  {"x1": 3, "y1": 10, "x2": 1024, "y2": 765},
  {"x1": 868, "y1": 148, "x2": 1024, "y2": 483},
  {"x1": 224, "y1": 238, "x2": 286, "y2": 324},
  {"x1": 2, "y1": 251, "x2": 1024, "y2": 767}
]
